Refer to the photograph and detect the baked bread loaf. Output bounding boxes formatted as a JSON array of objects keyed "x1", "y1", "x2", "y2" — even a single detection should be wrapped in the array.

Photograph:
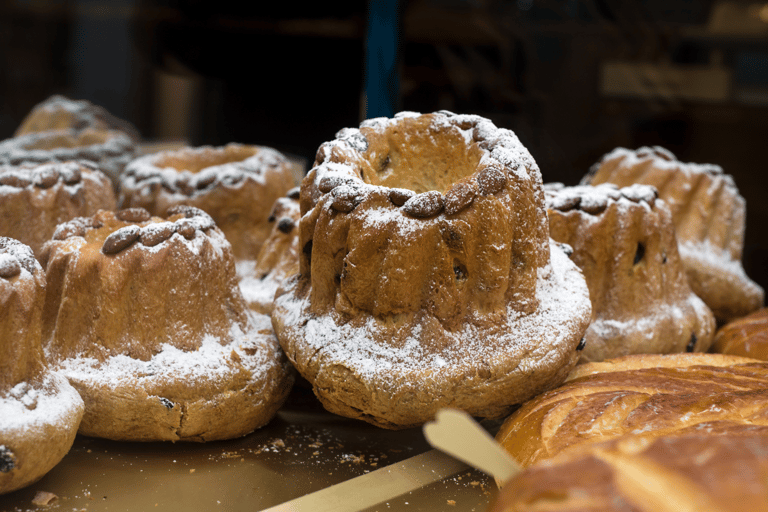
[
  {"x1": 712, "y1": 307, "x2": 768, "y2": 360},
  {"x1": 545, "y1": 183, "x2": 715, "y2": 362},
  {"x1": 40, "y1": 207, "x2": 294, "y2": 442},
  {"x1": 238, "y1": 188, "x2": 301, "y2": 314},
  {"x1": 15, "y1": 95, "x2": 141, "y2": 142},
  {"x1": 0, "y1": 161, "x2": 117, "y2": 257},
  {"x1": 0, "y1": 238, "x2": 83, "y2": 494},
  {"x1": 0, "y1": 128, "x2": 136, "y2": 189},
  {"x1": 273, "y1": 111, "x2": 592, "y2": 429},
  {"x1": 583, "y1": 146, "x2": 764, "y2": 322},
  {"x1": 490, "y1": 424, "x2": 768, "y2": 512},
  {"x1": 495, "y1": 353, "x2": 768, "y2": 468},
  {"x1": 119, "y1": 143, "x2": 296, "y2": 261}
]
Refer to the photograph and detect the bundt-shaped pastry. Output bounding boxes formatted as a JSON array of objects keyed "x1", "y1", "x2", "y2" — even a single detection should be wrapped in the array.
[
  {"x1": 545, "y1": 183, "x2": 716, "y2": 362},
  {"x1": 40, "y1": 207, "x2": 294, "y2": 442},
  {"x1": 583, "y1": 146, "x2": 764, "y2": 322},
  {"x1": 272, "y1": 111, "x2": 592, "y2": 429},
  {"x1": 15, "y1": 95, "x2": 141, "y2": 142},
  {"x1": 0, "y1": 128, "x2": 136, "y2": 189},
  {"x1": 0, "y1": 161, "x2": 117, "y2": 258},
  {"x1": 712, "y1": 307, "x2": 768, "y2": 360},
  {"x1": 238, "y1": 187, "x2": 301, "y2": 314},
  {"x1": 0, "y1": 238, "x2": 83, "y2": 494},
  {"x1": 119, "y1": 143, "x2": 297, "y2": 262},
  {"x1": 495, "y1": 352, "x2": 768, "y2": 469}
]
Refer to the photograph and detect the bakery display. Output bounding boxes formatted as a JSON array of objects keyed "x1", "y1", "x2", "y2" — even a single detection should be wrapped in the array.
[
  {"x1": 0, "y1": 237, "x2": 84, "y2": 494},
  {"x1": 272, "y1": 111, "x2": 592, "y2": 429},
  {"x1": 0, "y1": 128, "x2": 136, "y2": 189},
  {"x1": 14, "y1": 95, "x2": 141, "y2": 142},
  {"x1": 490, "y1": 424, "x2": 768, "y2": 512},
  {"x1": 544, "y1": 182, "x2": 715, "y2": 362},
  {"x1": 583, "y1": 146, "x2": 764, "y2": 322},
  {"x1": 118, "y1": 143, "x2": 296, "y2": 262},
  {"x1": 495, "y1": 352, "x2": 768, "y2": 469},
  {"x1": 0, "y1": 160, "x2": 117, "y2": 258},
  {"x1": 712, "y1": 307, "x2": 768, "y2": 360},
  {"x1": 40, "y1": 207, "x2": 294, "y2": 442},
  {"x1": 238, "y1": 188, "x2": 301, "y2": 314}
]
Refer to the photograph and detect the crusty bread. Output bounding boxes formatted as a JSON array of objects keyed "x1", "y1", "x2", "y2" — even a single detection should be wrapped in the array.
[
  {"x1": 712, "y1": 307, "x2": 768, "y2": 360},
  {"x1": 495, "y1": 353, "x2": 768, "y2": 469},
  {"x1": 490, "y1": 424, "x2": 768, "y2": 512}
]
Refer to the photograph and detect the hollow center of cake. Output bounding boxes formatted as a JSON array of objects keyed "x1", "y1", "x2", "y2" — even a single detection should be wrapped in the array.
[
  {"x1": 156, "y1": 146, "x2": 258, "y2": 173},
  {"x1": 361, "y1": 121, "x2": 483, "y2": 194}
]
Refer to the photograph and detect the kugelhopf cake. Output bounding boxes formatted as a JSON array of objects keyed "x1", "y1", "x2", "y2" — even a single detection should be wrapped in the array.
[
  {"x1": 272, "y1": 111, "x2": 592, "y2": 429},
  {"x1": 495, "y1": 353, "x2": 768, "y2": 469},
  {"x1": 40, "y1": 207, "x2": 294, "y2": 442},
  {"x1": 238, "y1": 188, "x2": 301, "y2": 314},
  {"x1": 490, "y1": 424, "x2": 768, "y2": 512},
  {"x1": 0, "y1": 161, "x2": 117, "y2": 258},
  {"x1": 545, "y1": 183, "x2": 715, "y2": 362},
  {"x1": 0, "y1": 238, "x2": 83, "y2": 494},
  {"x1": 583, "y1": 146, "x2": 764, "y2": 322},
  {"x1": 15, "y1": 95, "x2": 141, "y2": 142},
  {"x1": 712, "y1": 307, "x2": 768, "y2": 360},
  {"x1": 0, "y1": 128, "x2": 136, "y2": 189},
  {"x1": 119, "y1": 143, "x2": 296, "y2": 262}
]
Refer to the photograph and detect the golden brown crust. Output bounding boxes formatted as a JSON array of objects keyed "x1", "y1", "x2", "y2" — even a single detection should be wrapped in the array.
[
  {"x1": 495, "y1": 353, "x2": 768, "y2": 469},
  {"x1": 0, "y1": 238, "x2": 84, "y2": 494},
  {"x1": 712, "y1": 307, "x2": 768, "y2": 360},
  {"x1": 583, "y1": 147, "x2": 764, "y2": 322},
  {"x1": 546, "y1": 183, "x2": 716, "y2": 362},
  {"x1": 119, "y1": 143, "x2": 296, "y2": 261},
  {"x1": 491, "y1": 425, "x2": 768, "y2": 512},
  {"x1": 273, "y1": 111, "x2": 592, "y2": 429},
  {"x1": 238, "y1": 191, "x2": 300, "y2": 314},
  {"x1": 0, "y1": 161, "x2": 117, "y2": 258},
  {"x1": 15, "y1": 95, "x2": 141, "y2": 141},
  {"x1": 41, "y1": 208, "x2": 294, "y2": 441},
  {"x1": 0, "y1": 129, "x2": 136, "y2": 188}
]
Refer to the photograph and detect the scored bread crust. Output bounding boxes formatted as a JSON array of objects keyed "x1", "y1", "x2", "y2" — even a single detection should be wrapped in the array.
[
  {"x1": 495, "y1": 352, "x2": 768, "y2": 469},
  {"x1": 491, "y1": 424, "x2": 768, "y2": 512}
]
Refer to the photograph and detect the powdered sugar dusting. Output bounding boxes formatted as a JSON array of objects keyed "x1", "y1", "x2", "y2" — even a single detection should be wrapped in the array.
[
  {"x1": 0, "y1": 372, "x2": 83, "y2": 433},
  {"x1": 277, "y1": 241, "x2": 590, "y2": 389},
  {"x1": 57, "y1": 310, "x2": 280, "y2": 393}
]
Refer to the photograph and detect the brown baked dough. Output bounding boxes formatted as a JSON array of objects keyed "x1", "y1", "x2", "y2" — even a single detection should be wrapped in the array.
[
  {"x1": 545, "y1": 183, "x2": 716, "y2": 362},
  {"x1": 15, "y1": 95, "x2": 141, "y2": 142},
  {"x1": 712, "y1": 307, "x2": 768, "y2": 360},
  {"x1": 0, "y1": 238, "x2": 83, "y2": 494},
  {"x1": 0, "y1": 128, "x2": 136, "y2": 189},
  {"x1": 119, "y1": 143, "x2": 296, "y2": 261},
  {"x1": 238, "y1": 188, "x2": 300, "y2": 314},
  {"x1": 41, "y1": 208, "x2": 294, "y2": 442},
  {"x1": 490, "y1": 424, "x2": 768, "y2": 512},
  {"x1": 495, "y1": 353, "x2": 768, "y2": 469},
  {"x1": 0, "y1": 161, "x2": 116, "y2": 258},
  {"x1": 273, "y1": 111, "x2": 591, "y2": 429},
  {"x1": 583, "y1": 146, "x2": 764, "y2": 322}
]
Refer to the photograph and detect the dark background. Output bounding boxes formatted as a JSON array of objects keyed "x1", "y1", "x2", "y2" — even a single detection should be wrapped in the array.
[{"x1": 2, "y1": 0, "x2": 767, "y2": 292}]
